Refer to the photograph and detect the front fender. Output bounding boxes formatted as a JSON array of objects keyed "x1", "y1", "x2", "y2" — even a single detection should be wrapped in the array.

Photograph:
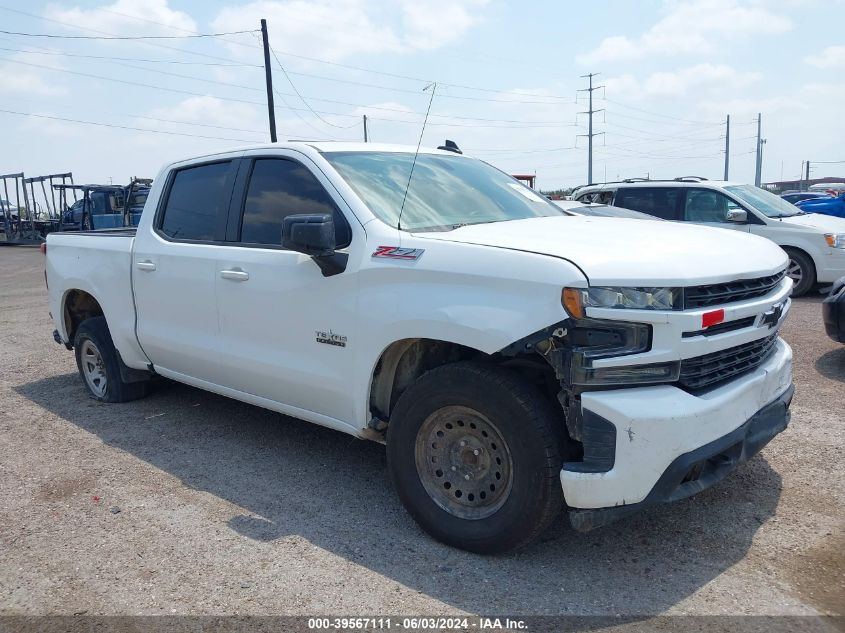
[{"x1": 351, "y1": 238, "x2": 587, "y2": 427}]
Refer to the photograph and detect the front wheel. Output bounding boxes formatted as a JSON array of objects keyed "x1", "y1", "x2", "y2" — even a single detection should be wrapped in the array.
[
  {"x1": 387, "y1": 362, "x2": 565, "y2": 554},
  {"x1": 784, "y1": 248, "x2": 815, "y2": 297}
]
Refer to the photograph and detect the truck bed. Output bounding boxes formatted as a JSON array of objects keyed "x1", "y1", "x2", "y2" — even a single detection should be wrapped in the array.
[{"x1": 46, "y1": 229, "x2": 147, "y2": 369}]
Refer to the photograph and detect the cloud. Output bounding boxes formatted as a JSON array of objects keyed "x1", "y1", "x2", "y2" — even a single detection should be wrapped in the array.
[
  {"x1": 137, "y1": 96, "x2": 263, "y2": 136},
  {"x1": 399, "y1": 0, "x2": 487, "y2": 51},
  {"x1": 577, "y1": 0, "x2": 792, "y2": 65},
  {"x1": 606, "y1": 64, "x2": 761, "y2": 99},
  {"x1": 210, "y1": 0, "x2": 488, "y2": 62},
  {"x1": 45, "y1": 0, "x2": 197, "y2": 36},
  {"x1": 804, "y1": 45, "x2": 845, "y2": 69},
  {"x1": 0, "y1": 52, "x2": 67, "y2": 95}
]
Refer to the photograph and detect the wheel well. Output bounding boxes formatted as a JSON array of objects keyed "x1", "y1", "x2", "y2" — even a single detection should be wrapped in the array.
[
  {"x1": 782, "y1": 245, "x2": 817, "y2": 275},
  {"x1": 63, "y1": 290, "x2": 104, "y2": 344},
  {"x1": 368, "y1": 338, "x2": 562, "y2": 428},
  {"x1": 369, "y1": 339, "x2": 480, "y2": 424}
]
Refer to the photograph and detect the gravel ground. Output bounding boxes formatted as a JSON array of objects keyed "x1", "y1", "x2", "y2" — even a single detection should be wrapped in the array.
[{"x1": 0, "y1": 246, "x2": 842, "y2": 620}]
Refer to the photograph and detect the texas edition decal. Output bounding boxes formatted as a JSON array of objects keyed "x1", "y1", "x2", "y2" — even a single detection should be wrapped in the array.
[{"x1": 315, "y1": 330, "x2": 347, "y2": 347}]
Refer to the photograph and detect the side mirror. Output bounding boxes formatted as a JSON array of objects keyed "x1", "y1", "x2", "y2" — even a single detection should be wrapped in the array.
[
  {"x1": 281, "y1": 213, "x2": 348, "y2": 277},
  {"x1": 282, "y1": 214, "x2": 335, "y2": 256},
  {"x1": 727, "y1": 209, "x2": 747, "y2": 223}
]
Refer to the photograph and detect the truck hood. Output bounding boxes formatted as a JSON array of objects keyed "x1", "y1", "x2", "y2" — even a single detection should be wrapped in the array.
[
  {"x1": 777, "y1": 212, "x2": 845, "y2": 231},
  {"x1": 413, "y1": 216, "x2": 787, "y2": 286}
]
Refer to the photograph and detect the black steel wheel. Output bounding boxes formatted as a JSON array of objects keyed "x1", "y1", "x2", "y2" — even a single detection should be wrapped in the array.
[{"x1": 387, "y1": 362, "x2": 565, "y2": 553}]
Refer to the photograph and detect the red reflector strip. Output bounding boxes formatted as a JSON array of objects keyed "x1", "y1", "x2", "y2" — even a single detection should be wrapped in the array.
[{"x1": 702, "y1": 309, "x2": 725, "y2": 328}]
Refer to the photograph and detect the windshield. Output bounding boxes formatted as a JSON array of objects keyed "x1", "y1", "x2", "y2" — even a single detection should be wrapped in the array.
[
  {"x1": 725, "y1": 184, "x2": 802, "y2": 218},
  {"x1": 323, "y1": 151, "x2": 564, "y2": 231}
]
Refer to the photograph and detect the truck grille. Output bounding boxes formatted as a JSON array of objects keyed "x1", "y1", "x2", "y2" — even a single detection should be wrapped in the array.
[
  {"x1": 684, "y1": 270, "x2": 786, "y2": 309},
  {"x1": 679, "y1": 332, "x2": 780, "y2": 390}
]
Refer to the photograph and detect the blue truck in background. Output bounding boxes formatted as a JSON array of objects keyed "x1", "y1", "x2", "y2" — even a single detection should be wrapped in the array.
[{"x1": 796, "y1": 192, "x2": 845, "y2": 219}]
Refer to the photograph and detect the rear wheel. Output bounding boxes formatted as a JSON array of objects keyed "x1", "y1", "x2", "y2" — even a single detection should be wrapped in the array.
[
  {"x1": 784, "y1": 248, "x2": 815, "y2": 297},
  {"x1": 387, "y1": 362, "x2": 565, "y2": 554},
  {"x1": 73, "y1": 316, "x2": 149, "y2": 403}
]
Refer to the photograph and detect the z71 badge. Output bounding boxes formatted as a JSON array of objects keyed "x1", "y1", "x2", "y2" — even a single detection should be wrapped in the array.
[
  {"x1": 315, "y1": 330, "x2": 347, "y2": 347},
  {"x1": 372, "y1": 246, "x2": 425, "y2": 260}
]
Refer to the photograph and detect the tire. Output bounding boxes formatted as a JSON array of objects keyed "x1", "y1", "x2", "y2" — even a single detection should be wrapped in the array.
[
  {"x1": 73, "y1": 316, "x2": 149, "y2": 403},
  {"x1": 784, "y1": 248, "x2": 815, "y2": 297},
  {"x1": 386, "y1": 361, "x2": 565, "y2": 554}
]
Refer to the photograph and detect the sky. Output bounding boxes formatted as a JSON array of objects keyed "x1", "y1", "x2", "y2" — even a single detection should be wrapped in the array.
[{"x1": 1, "y1": 0, "x2": 844, "y2": 197}]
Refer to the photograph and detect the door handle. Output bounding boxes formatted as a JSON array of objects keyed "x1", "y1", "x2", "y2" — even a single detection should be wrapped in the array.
[
  {"x1": 220, "y1": 269, "x2": 249, "y2": 282},
  {"x1": 136, "y1": 260, "x2": 156, "y2": 272}
]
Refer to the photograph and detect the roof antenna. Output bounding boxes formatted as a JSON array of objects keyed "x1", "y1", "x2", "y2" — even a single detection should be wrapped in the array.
[{"x1": 397, "y1": 82, "x2": 437, "y2": 232}]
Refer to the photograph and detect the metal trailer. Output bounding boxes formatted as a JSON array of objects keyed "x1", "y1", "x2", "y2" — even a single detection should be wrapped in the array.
[
  {"x1": 0, "y1": 172, "x2": 75, "y2": 245},
  {"x1": 53, "y1": 178, "x2": 152, "y2": 231}
]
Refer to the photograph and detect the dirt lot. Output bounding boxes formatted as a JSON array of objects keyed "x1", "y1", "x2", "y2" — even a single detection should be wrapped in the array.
[{"x1": 0, "y1": 246, "x2": 842, "y2": 620}]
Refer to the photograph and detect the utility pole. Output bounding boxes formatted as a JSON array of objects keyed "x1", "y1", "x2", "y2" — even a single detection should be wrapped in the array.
[
  {"x1": 754, "y1": 113, "x2": 763, "y2": 187},
  {"x1": 363, "y1": 115, "x2": 368, "y2": 142},
  {"x1": 578, "y1": 73, "x2": 604, "y2": 185},
  {"x1": 723, "y1": 114, "x2": 730, "y2": 180},
  {"x1": 260, "y1": 19, "x2": 277, "y2": 143},
  {"x1": 805, "y1": 161, "x2": 811, "y2": 189}
]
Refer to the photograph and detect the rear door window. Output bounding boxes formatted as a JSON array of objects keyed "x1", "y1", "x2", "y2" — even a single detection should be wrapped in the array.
[
  {"x1": 614, "y1": 187, "x2": 681, "y2": 220},
  {"x1": 159, "y1": 161, "x2": 234, "y2": 241}
]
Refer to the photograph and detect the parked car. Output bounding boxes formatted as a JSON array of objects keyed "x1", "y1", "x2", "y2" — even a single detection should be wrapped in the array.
[
  {"x1": 574, "y1": 178, "x2": 845, "y2": 296},
  {"x1": 795, "y1": 192, "x2": 845, "y2": 219},
  {"x1": 45, "y1": 143, "x2": 794, "y2": 553},
  {"x1": 822, "y1": 276, "x2": 845, "y2": 343},
  {"x1": 781, "y1": 192, "x2": 831, "y2": 205},
  {"x1": 809, "y1": 182, "x2": 845, "y2": 194},
  {"x1": 554, "y1": 200, "x2": 660, "y2": 220}
]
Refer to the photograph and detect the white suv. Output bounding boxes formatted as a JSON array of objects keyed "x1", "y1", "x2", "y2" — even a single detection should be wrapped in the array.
[{"x1": 574, "y1": 178, "x2": 845, "y2": 296}]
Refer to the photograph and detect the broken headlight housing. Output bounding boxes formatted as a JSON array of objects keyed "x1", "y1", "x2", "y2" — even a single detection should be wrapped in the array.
[{"x1": 568, "y1": 318, "x2": 680, "y2": 386}]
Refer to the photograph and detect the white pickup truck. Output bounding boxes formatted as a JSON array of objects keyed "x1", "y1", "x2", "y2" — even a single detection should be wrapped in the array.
[{"x1": 45, "y1": 142, "x2": 794, "y2": 553}]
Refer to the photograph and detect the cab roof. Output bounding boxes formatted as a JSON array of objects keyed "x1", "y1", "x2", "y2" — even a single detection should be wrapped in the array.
[{"x1": 167, "y1": 141, "x2": 468, "y2": 168}]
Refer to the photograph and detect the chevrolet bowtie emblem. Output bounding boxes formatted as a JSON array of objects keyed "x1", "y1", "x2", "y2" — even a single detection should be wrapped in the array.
[{"x1": 761, "y1": 302, "x2": 784, "y2": 329}]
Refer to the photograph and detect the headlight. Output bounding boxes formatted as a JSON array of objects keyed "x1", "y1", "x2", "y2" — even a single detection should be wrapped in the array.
[
  {"x1": 824, "y1": 233, "x2": 845, "y2": 249},
  {"x1": 566, "y1": 318, "x2": 679, "y2": 386},
  {"x1": 571, "y1": 361, "x2": 681, "y2": 386},
  {"x1": 563, "y1": 286, "x2": 682, "y2": 318}
]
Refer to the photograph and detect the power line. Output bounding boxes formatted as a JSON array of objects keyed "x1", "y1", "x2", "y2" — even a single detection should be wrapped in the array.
[
  {"x1": 2, "y1": 55, "x2": 580, "y2": 129},
  {"x1": 603, "y1": 97, "x2": 721, "y2": 126},
  {"x1": 268, "y1": 47, "x2": 573, "y2": 101},
  {"x1": 0, "y1": 28, "x2": 258, "y2": 40},
  {"x1": 268, "y1": 42, "x2": 356, "y2": 130},
  {"x1": 0, "y1": 6, "x2": 264, "y2": 65},
  {"x1": 0, "y1": 41, "x2": 262, "y2": 67},
  {"x1": 0, "y1": 108, "x2": 262, "y2": 142}
]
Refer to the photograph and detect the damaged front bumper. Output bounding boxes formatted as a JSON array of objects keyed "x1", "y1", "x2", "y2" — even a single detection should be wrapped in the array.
[{"x1": 560, "y1": 338, "x2": 793, "y2": 531}]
